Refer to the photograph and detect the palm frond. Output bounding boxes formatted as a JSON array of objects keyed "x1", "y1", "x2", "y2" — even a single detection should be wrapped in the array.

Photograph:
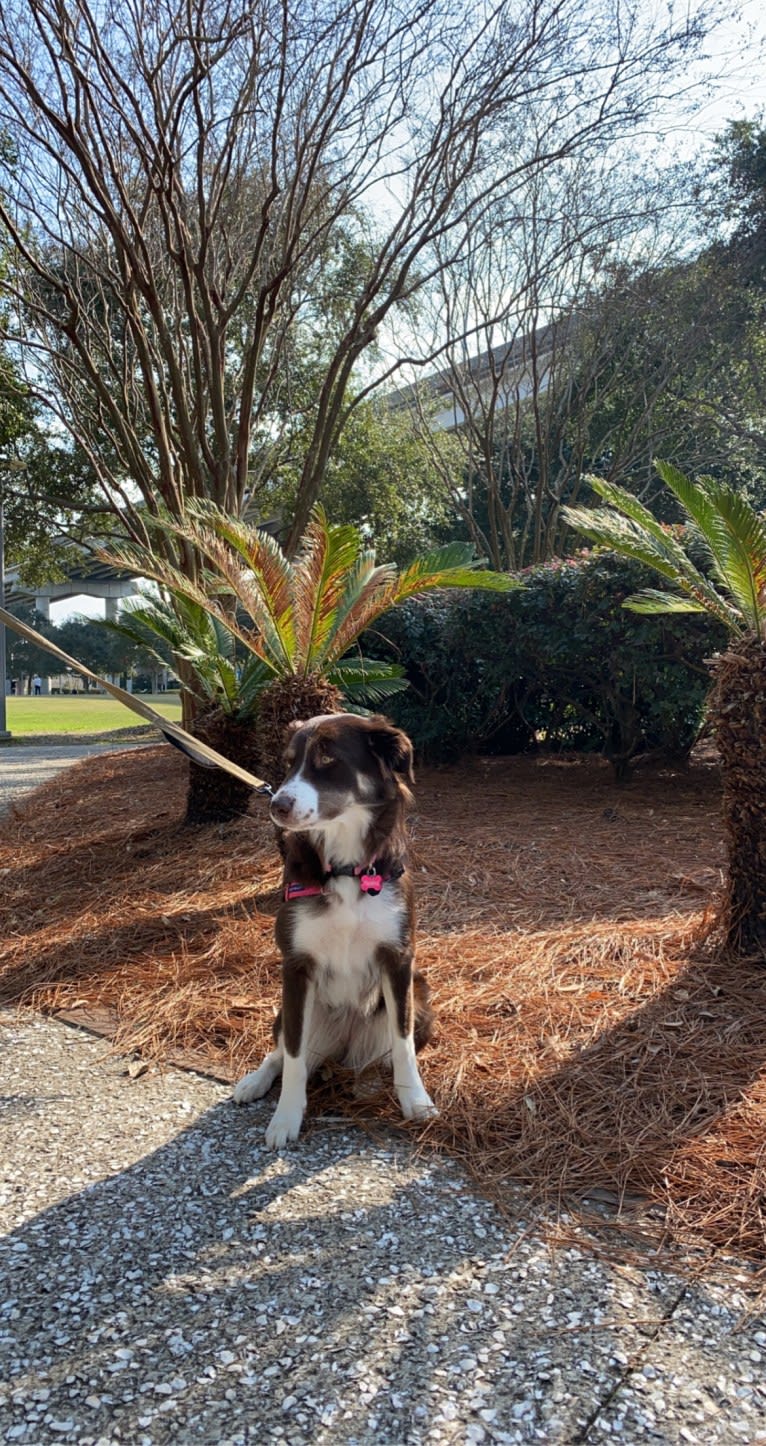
[
  {"x1": 698, "y1": 478, "x2": 766, "y2": 635},
  {"x1": 318, "y1": 552, "x2": 396, "y2": 669},
  {"x1": 174, "y1": 644, "x2": 240, "y2": 707},
  {"x1": 326, "y1": 542, "x2": 516, "y2": 665},
  {"x1": 328, "y1": 657, "x2": 409, "y2": 705},
  {"x1": 106, "y1": 509, "x2": 520, "y2": 704},
  {"x1": 237, "y1": 656, "x2": 275, "y2": 714},
  {"x1": 103, "y1": 597, "x2": 208, "y2": 675},
  {"x1": 102, "y1": 602, "x2": 178, "y2": 657},
  {"x1": 622, "y1": 588, "x2": 709, "y2": 615},
  {"x1": 194, "y1": 531, "x2": 294, "y2": 669},
  {"x1": 183, "y1": 502, "x2": 293, "y2": 621},
  {"x1": 584, "y1": 478, "x2": 726, "y2": 600},
  {"x1": 651, "y1": 462, "x2": 766, "y2": 633},
  {"x1": 99, "y1": 539, "x2": 207, "y2": 602},
  {"x1": 560, "y1": 505, "x2": 684, "y2": 580},
  {"x1": 393, "y1": 542, "x2": 519, "y2": 601},
  {"x1": 563, "y1": 483, "x2": 744, "y2": 634},
  {"x1": 153, "y1": 512, "x2": 296, "y2": 669},
  {"x1": 104, "y1": 592, "x2": 265, "y2": 715},
  {"x1": 172, "y1": 596, "x2": 238, "y2": 662},
  {"x1": 292, "y1": 507, "x2": 366, "y2": 674},
  {"x1": 100, "y1": 539, "x2": 278, "y2": 668},
  {"x1": 653, "y1": 462, "x2": 732, "y2": 563}
]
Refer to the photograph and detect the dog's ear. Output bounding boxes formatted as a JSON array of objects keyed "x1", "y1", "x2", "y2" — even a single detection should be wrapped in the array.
[
  {"x1": 366, "y1": 716, "x2": 415, "y2": 785},
  {"x1": 281, "y1": 719, "x2": 305, "y2": 763}
]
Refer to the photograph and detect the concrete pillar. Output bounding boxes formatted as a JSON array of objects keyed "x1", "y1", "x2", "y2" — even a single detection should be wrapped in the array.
[
  {"x1": 33, "y1": 595, "x2": 51, "y2": 694},
  {"x1": 105, "y1": 597, "x2": 120, "y2": 622}
]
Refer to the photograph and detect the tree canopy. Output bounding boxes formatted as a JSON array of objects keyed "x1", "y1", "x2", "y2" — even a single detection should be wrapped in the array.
[{"x1": 0, "y1": 0, "x2": 714, "y2": 572}]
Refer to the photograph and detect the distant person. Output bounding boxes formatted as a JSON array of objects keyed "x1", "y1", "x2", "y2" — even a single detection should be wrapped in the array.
[
  {"x1": 9, "y1": 679, "x2": 16, "y2": 695},
  {"x1": 32, "y1": 674, "x2": 42, "y2": 696}
]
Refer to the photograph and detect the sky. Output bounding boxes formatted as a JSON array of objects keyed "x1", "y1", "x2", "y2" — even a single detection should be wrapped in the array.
[
  {"x1": 51, "y1": 0, "x2": 766, "y2": 625},
  {"x1": 687, "y1": 2, "x2": 766, "y2": 138}
]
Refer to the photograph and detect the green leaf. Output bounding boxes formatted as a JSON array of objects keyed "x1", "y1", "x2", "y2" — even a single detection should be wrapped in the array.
[
  {"x1": 105, "y1": 507, "x2": 524, "y2": 702},
  {"x1": 319, "y1": 551, "x2": 395, "y2": 668},
  {"x1": 235, "y1": 656, "x2": 274, "y2": 717},
  {"x1": 563, "y1": 478, "x2": 745, "y2": 634},
  {"x1": 623, "y1": 589, "x2": 708, "y2": 615},
  {"x1": 393, "y1": 543, "x2": 519, "y2": 602},
  {"x1": 329, "y1": 657, "x2": 409, "y2": 704},
  {"x1": 653, "y1": 462, "x2": 766, "y2": 632},
  {"x1": 698, "y1": 478, "x2": 766, "y2": 635},
  {"x1": 561, "y1": 505, "x2": 684, "y2": 582},
  {"x1": 293, "y1": 508, "x2": 374, "y2": 673}
]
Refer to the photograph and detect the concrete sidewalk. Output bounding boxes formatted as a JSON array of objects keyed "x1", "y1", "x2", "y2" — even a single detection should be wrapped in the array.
[
  {"x1": 0, "y1": 749, "x2": 764, "y2": 1445},
  {"x1": 0, "y1": 741, "x2": 148, "y2": 814},
  {"x1": 0, "y1": 1013, "x2": 763, "y2": 1446}
]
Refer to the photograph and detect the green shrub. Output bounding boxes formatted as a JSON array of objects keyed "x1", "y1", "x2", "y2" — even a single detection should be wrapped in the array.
[{"x1": 371, "y1": 552, "x2": 726, "y2": 777}]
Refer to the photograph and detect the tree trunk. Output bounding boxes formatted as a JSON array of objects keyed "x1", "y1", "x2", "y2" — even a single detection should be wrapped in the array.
[
  {"x1": 709, "y1": 635, "x2": 766, "y2": 957},
  {"x1": 255, "y1": 675, "x2": 344, "y2": 785},
  {"x1": 184, "y1": 708, "x2": 262, "y2": 827}
]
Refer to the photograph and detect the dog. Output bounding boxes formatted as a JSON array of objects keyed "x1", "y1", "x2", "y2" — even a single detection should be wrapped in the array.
[{"x1": 233, "y1": 712, "x2": 436, "y2": 1148}]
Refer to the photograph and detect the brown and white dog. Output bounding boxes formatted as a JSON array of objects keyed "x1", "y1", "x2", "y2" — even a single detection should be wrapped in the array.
[{"x1": 233, "y1": 713, "x2": 436, "y2": 1148}]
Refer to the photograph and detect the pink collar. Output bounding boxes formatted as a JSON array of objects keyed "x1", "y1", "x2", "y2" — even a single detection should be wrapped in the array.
[
  {"x1": 284, "y1": 880, "x2": 325, "y2": 901},
  {"x1": 284, "y1": 862, "x2": 400, "y2": 902}
]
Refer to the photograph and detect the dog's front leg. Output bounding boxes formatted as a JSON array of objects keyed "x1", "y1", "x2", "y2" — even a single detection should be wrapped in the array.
[
  {"x1": 266, "y1": 956, "x2": 316, "y2": 1149},
  {"x1": 380, "y1": 948, "x2": 437, "y2": 1122}
]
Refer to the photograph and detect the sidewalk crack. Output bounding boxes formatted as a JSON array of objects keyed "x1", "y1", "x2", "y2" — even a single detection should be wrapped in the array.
[{"x1": 570, "y1": 1282, "x2": 689, "y2": 1444}]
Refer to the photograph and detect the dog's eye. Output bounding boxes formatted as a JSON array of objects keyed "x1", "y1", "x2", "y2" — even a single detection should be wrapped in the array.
[{"x1": 315, "y1": 751, "x2": 335, "y2": 768}]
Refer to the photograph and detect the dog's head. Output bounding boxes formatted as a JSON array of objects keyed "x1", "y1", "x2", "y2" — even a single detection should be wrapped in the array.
[{"x1": 269, "y1": 713, "x2": 414, "y2": 832}]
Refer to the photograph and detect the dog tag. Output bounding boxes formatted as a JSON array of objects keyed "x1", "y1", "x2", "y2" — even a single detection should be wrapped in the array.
[{"x1": 359, "y1": 872, "x2": 383, "y2": 895}]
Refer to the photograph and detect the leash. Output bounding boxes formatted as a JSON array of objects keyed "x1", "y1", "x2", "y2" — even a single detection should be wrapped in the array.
[{"x1": 0, "y1": 604, "x2": 274, "y2": 796}]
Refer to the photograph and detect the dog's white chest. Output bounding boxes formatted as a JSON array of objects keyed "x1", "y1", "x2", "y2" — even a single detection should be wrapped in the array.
[{"x1": 291, "y1": 879, "x2": 405, "y2": 1010}]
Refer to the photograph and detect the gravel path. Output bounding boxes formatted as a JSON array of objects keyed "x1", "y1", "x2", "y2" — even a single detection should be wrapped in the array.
[
  {"x1": 1, "y1": 747, "x2": 764, "y2": 1445},
  {"x1": 0, "y1": 743, "x2": 147, "y2": 814}
]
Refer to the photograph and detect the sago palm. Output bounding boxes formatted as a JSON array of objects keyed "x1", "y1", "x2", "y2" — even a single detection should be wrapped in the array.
[
  {"x1": 103, "y1": 504, "x2": 517, "y2": 778},
  {"x1": 103, "y1": 594, "x2": 272, "y2": 823},
  {"x1": 563, "y1": 460, "x2": 766, "y2": 956}
]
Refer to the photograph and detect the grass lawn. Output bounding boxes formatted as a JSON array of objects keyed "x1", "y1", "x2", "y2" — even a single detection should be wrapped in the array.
[{"x1": 4, "y1": 693, "x2": 182, "y2": 736}]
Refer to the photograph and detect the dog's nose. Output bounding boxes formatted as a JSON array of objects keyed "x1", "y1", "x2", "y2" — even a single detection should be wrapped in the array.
[{"x1": 270, "y1": 793, "x2": 294, "y2": 824}]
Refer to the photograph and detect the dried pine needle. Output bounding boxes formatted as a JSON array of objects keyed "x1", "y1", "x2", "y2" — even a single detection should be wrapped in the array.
[{"x1": 2, "y1": 744, "x2": 764, "y2": 1264}]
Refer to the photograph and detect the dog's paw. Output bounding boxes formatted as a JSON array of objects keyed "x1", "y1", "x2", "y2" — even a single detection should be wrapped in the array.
[
  {"x1": 398, "y1": 1087, "x2": 438, "y2": 1122},
  {"x1": 233, "y1": 1064, "x2": 277, "y2": 1105},
  {"x1": 265, "y1": 1104, "x2": 304, "y2": 1149}
]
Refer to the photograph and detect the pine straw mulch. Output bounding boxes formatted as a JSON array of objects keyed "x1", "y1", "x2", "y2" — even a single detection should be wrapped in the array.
[{"x1": 2, "y1": 742, "x2": 766, "y2": 1275}]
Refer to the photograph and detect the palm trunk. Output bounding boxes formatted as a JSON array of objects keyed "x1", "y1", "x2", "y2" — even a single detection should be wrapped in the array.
[
  {"x1": 709, "y1": 635, "x2": 766, "y2": 957},
  {"x1": 184, "y1": 708, "x2": 261, "y2": 826},
  {"x1": 255, "y1": 674, "x2": 343, "y2": 784}
]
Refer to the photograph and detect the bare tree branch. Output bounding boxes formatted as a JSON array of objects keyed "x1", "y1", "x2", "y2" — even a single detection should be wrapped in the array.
[{"x1": 0, "y1": 0, "x2": 715, "y2": 568}]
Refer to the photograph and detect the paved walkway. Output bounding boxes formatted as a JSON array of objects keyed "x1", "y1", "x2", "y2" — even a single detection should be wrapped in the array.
[
  {"x1": 0, "y1": 741, "x2": 147, "y2": 814},
  {"x1": 0, "y1": 747, "x2": 764, "y2": 1446}
]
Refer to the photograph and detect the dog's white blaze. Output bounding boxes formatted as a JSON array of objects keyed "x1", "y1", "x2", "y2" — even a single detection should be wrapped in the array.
[
  {"x1": 292, "y1": 876, "x2": 405, "y2": 1011},
  {"x1": 310, "y1": 802, "x2": 373, "y2": 867},
  {"x1": 272, "y1": 770, "x2": 321, "y2": 827}
]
